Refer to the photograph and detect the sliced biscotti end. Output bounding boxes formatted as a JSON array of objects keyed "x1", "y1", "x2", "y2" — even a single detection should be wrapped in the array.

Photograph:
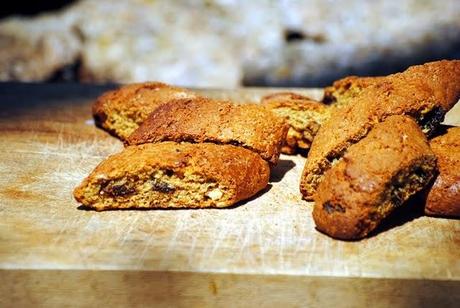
[
  {"x1": 126, "y1": 98, "x2": 289, "y2": 165},
  {"x1": 425, "y1": 127, "x2": 460, "y2": 217},
  {"x1": 299, "y1": 100, "x2": 371, "y2": 201},
  {"x1": 92, "y1": 82, "x2": 196, "y2": 141},
  {"x1": 313, "y1": 115, "x2": 437, "y2": 240},
  {"x1": 74, "y1": 142, "x2": 270, "y2": 211},
  {"x1": 261, "y1": 92, "x2": 330, "y2": 154},
  {"x1": 322, "y1": 75, "x2": 382, "y2": 106}
]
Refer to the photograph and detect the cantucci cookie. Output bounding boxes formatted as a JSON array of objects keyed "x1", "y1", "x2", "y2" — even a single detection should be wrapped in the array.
[
  {"x1": 127, "y1": 97, "x2": 289, "y2": 165},
  {"x1": 301, "y1": 60, "x2": 460, "y2": 200},
  {"x1": 92, "y1": 82, "x2": 196, "y2": 140},
  {"x1": 74, "y1": 142, "x2": 270, "y2": 210},
  {"x1": 313, "y1": 116, "x2": 437, "y2": 240}
]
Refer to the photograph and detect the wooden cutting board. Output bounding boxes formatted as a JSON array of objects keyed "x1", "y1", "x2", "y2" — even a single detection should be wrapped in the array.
[{"x1": 1, "y1": 83, "x2": 459, "y2": 307}]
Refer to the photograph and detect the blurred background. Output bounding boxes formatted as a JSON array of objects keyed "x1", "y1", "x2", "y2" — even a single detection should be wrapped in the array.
[{"x1": 1, "y1": 0, "x2": 459, "y2": 88}]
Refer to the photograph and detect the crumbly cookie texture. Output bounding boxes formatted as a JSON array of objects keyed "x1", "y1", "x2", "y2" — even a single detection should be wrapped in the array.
[
  {"x1": 92, "y1": 82, "x2": 197, "y2": 141},
  {"x1": 313, "y1": 115, "x2": 437, "y2": 240},
  {"x1": 127, "y1": 97, "x2": 289, "y2": 165},
  {"x1": 322, "y1": 76, "x2": 383, "y2": 107},
  {"x1": 74, "y1": 142, "x2": 270, "y2": 211},
  {"x1": 261, "y1": 92, "x2": 329, "y2": 154},
  {"x1": 425, "y1": 127, "x2": 460, "y2": 217},
  {"x1": 300, "y1": 60, "x2": 460, "y2": 200}
]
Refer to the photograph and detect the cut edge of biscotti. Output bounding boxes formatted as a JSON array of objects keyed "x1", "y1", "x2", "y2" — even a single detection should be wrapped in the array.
[
  {"x1": 315, "y1": 156, "x2": 437, "y2": 240},
  {"x1": 73, "y1": 142, "x2": 270, "y2": 211},
  {"x1": 261, "y1": 92, "x2": 330, "y2": 154},
  {"x1": 92, "y1": 82, "x2": 197, "y2": 141},
  {"x1": 93, "y1": 104, "x2": 141, "y2": 141}
]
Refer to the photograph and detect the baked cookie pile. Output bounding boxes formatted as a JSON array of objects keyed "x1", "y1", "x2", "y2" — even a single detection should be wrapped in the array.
[
  {"x1": 74, "y1": 60, "x2": 460, "y2": 240},
  {"x1": 299, "y1": 60, "x2": 460, "y2": 240},
  {"x1": 74, "y1": 83, "x2": 288, "y2": 210}
]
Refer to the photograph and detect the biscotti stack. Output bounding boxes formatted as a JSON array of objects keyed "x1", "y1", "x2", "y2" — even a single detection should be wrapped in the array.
[
  {"x1": 299, "y1": 60, "x2": 460, "y2": 240},
  {"x1": 74, "y1": 59, "x2": 460, "y2": 242},
  {"x1": 74, "y1": 83, "x2": 288, "y2": 210}
]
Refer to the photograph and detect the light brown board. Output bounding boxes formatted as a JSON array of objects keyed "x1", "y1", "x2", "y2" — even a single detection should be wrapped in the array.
[{"x1": 0, "y1": 83, "x2": 459, "y2": 306}]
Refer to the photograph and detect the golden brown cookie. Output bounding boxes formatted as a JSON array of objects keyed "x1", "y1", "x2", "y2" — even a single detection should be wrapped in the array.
[
  {"x1": 127, "y1": 97, "x2": 289, "y2": 165},
  {"x1": 261, "y1": 92, "x2": 329, "y2": 154},
  {"x1": 74, "y1": 142, "x2": 270, "y2": 210},
  {"x1": 313, "y1": 115, "x2": 437, "y2": 240},
  {"x1": 322, "y1": 76, "x2": 382, "y2": 107},
  {"x1": 425, "y1": 127, "x2": 460, "y2": 217},
  {"x1": 301, "y1": 60, "x2": 460, "y2": 200},
  {"x1": 92, "y1": 82, "x2": 197, "y2": 140}
]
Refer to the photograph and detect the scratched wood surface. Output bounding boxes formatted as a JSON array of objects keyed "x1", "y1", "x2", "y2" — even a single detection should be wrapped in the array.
[{"x1": 0, "y1": 83, "x2": 459, "y2": 306}]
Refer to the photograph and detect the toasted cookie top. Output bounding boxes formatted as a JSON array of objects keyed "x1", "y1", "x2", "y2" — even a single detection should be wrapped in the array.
[
  {"x1": 93, "y1": 82, "x2": 195, "y2": 119},
  {"x1": 262, "y1": 92, "x2": 327, "y2": 112},
  {"x1": 127, "y1": 97, "x2": 289, "y2": 164}
]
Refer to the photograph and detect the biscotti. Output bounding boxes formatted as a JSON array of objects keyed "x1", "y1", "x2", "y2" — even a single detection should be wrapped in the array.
[
  {"x1": 127, "y1": 97, "x2": 289, "y2": 165},
  {"x1": 313, "y1": 115, "x2": 437, "y2": 240},
  {"x1": 261, "y1": 92, "x2": 329, "y2": 154},
  {"x1": 425, "y1": 127, "x2": 460, "y2": 217},
  {"x1": 322, "y1": 76, "x2": 382, "y2": 106},
  {"x1": 92, "y1": 82, "x2": 197, "y2": 140},
  {"x1": 300, "y1": 60, "x2": 460, "y2": 200},
  {"x1": 74, "y1": 142, "x2": 270, "y2": 210}
]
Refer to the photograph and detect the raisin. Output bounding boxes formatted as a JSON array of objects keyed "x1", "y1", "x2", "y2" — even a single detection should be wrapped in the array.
[
  {"x1": 391, "y1": 192, "x2": 404, "y2": 207},
  {"x1": 322, "y1": 94, "x2": 337, "y2": 105},
  {"x1": 323, "y1": 201, "x2": 346, "y2": 214},
  {"x1": 413, "y1": 167, "x2": 428, "y2": 183},
  {"x1": 418, "y1": 106, "x2": 445, "y2": 137},
  {"x1": 109, "y1": 184, "x2": 135, "y2": 196},
  {"x1": 152, "y1": 181, "x2": 175, "y2": 193}
]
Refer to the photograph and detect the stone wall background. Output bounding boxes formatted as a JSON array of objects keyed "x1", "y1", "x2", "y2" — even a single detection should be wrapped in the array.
[{"x1": 1, "y1": 0, "x2": 459, "y2": 88}]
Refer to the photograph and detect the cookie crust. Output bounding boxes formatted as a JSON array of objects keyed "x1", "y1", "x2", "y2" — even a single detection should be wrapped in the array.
[{"x1": 127, "y1": 97, "x2": 289, "y2": 165}]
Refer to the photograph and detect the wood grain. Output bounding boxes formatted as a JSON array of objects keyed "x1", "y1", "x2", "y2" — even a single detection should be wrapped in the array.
[
  {"x1": 0, "y1": 83, "x2": 459, "y2": 306},
  {"x1": 2, "y1": 270, "x2": 460, "y2": 308}
]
